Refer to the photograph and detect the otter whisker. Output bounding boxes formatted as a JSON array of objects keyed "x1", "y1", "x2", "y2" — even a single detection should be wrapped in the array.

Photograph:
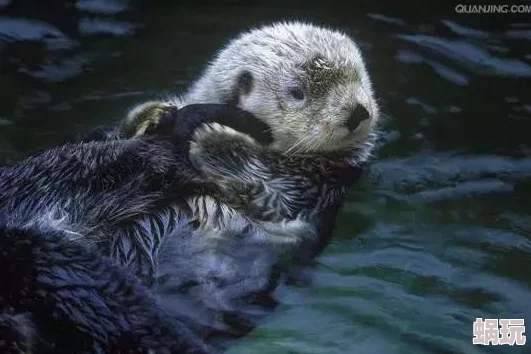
[
  {"x1": 296, "y1": 135, "x2": 319, "y2": 154},
  {"x1": 295, "y1": 136, "x2": 315, "y2": 155},
  {"x1": 301, "y1": 137, "x2": 315, "y2": 153},
  {"x1": 321, "y1": 133, "x2": 333, "y2": 151},
  {"x1": 307, "y1": 132, "x2": 327, "y2": 153},
  {"x1": 285, "y1": 134, "x2": 312, "y2": 156}
]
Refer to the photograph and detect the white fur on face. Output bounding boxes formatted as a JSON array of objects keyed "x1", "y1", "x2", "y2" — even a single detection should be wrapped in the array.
[{"x1": 182, "y1": 21, "x2": 379, "y2": 155}]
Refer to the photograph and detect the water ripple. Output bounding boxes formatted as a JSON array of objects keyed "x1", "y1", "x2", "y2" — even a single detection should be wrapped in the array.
[
  {"x1": 396, "y1": 34, "x2": 531, "y2": 77},
  {"x1": 75, "y1": 0, "x2": 130, "y2": 14},
  {"x1": 441, "y1": 20, "x2": 490, "y2": 39},
  {"x1": 19, "y1": 55, "x2": 91, "y2": 82},
  {"x1": 371, "y1": 153, "x2": 531, "y2": 192},
  {"x1": 79, "y1": 17, "x2": 138, "y2": 37},
  {"x1": 0, "y1": 17, "x2": 77, "y2": 50},
  {"x1": 366, "y1": 13, "x2": 405, "y2": 26}
]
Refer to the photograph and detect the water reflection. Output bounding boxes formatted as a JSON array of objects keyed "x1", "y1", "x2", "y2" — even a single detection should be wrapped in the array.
[
  {"x1": 397, "y1": 34, "x2": 531, "y2": 78},
  {"x1": 78, "y1": 17, "x2": 138, "y2": 36},
  {"x1": 0, "y1": 17, "x2": 77, "y2": 50},
  {"x1": 75, "y1": 0, "x2": 130, "y2": 14}
]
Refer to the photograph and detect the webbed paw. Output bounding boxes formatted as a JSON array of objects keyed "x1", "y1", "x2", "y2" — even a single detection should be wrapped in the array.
[
  {"x1": 118, "y1": 101, "x2": 179, "y2": 138},
  {"x1": 189, "y1": 122, "x2": 263, "y2": 183}
]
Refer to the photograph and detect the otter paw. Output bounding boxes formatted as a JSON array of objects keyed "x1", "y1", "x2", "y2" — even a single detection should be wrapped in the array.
[
  {"x1": 119, "y1": 101, "x2": 179, "y2": 138},
  {"x1": 189, "y1": 122, "x2": 260, "y2": 180}
]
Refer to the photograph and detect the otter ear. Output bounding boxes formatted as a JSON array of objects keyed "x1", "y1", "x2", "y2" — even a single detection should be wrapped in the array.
[
  {"x1": 237, "y1": 70, "x2": 254, "y2": 96},
  {"x1": 227, "y1": 70, "x2": 253, "y2": 106}
]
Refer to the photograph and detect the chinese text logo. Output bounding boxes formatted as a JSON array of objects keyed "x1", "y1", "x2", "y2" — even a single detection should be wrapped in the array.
[{"x1": 473, "y1": 318, "x2": 526, "y2": 345}]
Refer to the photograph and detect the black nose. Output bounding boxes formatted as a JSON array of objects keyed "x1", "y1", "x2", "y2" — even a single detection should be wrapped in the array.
[{"x1": 346, "y1": 105, "x2": 370, "y2": 131}]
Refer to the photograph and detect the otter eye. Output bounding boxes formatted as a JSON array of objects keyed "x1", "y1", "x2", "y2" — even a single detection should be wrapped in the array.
[{"x1": 289, "y1": 88, "x2": 305, "y2": 100}]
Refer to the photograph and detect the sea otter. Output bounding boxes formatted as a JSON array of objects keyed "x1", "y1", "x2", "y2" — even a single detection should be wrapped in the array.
[
  {"x1": 0, "y1": 20, "x2": 380, "y2": 350},
  {"x1": 119, "y1": 21, "x2": 378, "y2": 234},
  {"x1": 0, "y1": 104, "x2": 272, "y2": 353},
  {"x1": 116, "y1": 21, "x2": 380, "y2": 343}
]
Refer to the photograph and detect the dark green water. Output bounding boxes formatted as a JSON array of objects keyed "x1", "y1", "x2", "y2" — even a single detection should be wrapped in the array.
[{"x1": 1, "y1": 1, "x2": 530, "y2": 353}]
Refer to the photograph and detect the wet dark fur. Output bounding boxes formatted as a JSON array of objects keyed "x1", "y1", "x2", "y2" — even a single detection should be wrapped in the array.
[
  {"x1": 113, "y1": 103, "x2": 367, "y2": 347},
  {"x1": 0, "y1": 224, "x2": 211, "y2": 354},
  {"x1": 0, "y1": 136, "x2": 212, "y2": 353},
  {"x1": 0, "y1": 135, "x2": 198, "y2": 280},
  {"x1": 0, "y1": 105, "x2": 272, "y2": 353},
  {"x1": 0, "y1": 103, "x2": 366, "y2": 352}
]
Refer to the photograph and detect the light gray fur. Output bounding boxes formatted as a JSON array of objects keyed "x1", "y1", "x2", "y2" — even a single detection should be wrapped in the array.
[
  {"x1": 72, "y1": 21, "x2": 380, "y2": 343},
  {"x1": 0, "y1": 21, "x2": 380, "y2": 351},
  {"x1": 125, "y1": 21, "x2": 380, "y2": 247},
  {"x1": 180, "y1": 21, "x2": 379, "y2": 153}
]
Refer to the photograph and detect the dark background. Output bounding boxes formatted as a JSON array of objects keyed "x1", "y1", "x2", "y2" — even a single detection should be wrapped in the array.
[{"x1": 1, "y1": 1, "x2": 530, "y2": 353}]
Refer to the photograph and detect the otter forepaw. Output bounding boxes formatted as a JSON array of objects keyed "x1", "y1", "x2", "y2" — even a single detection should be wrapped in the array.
[
  {"x1": 118, "y1": 101, "x2": 179, "y2": 138},
  {"x1": 189, "y1": 123, "x2": 262, "y2": 182},
  {"x1": 192, "y1": 122, "x2": 257, "y2": 146}
]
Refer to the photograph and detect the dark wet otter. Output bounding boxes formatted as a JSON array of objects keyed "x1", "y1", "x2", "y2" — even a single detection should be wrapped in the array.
[
  {"x1": 107, "y1": 103, "x2": 368, "y2": 347},
  {"x1": 0, "y1": 100, "x2": 368, "y2": 351},
  {"x1": 0, "y1": 104, "x2": 274, "y2": 353},
  {"x1": 114, "y1": 23, "x2": 379, "y2": 345}
]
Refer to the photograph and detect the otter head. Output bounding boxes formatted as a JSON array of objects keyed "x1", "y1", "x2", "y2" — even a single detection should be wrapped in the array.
[{"x1": 184, "y1": 21, "x2": 379, "y2": 158}]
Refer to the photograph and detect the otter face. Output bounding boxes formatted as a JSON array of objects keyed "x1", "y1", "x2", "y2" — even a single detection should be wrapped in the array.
[
  {"x1": 185, "y1": 21, "x2": 379, "y2": 156},
  {"x1": 236, "y1": 54, "x2": 378, "y2": 154}
]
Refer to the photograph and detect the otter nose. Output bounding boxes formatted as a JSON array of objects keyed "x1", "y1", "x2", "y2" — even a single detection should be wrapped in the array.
[{"x1": 346, "y1": 105, "x2": 370, "y2": 131}]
